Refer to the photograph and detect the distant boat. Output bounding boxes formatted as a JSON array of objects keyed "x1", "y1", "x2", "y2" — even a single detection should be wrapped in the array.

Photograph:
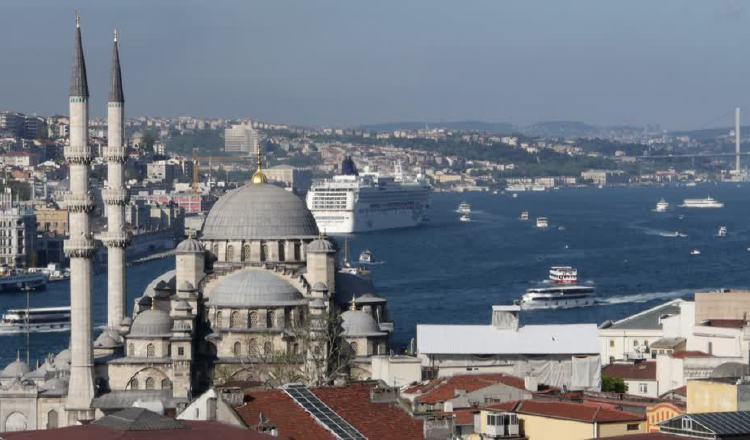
[
  {"x1": 659, "y1": 231, "x2": 687, "y2": 238},
  {"x1": 459, "y1": 213, "x2": 471, "y2": 223},
  {"x1": 536, "y1": 217, "x2": 549, "y2": 229},
  {"x1": 680, "y1": 197, "x2": 724, "y2": 209},
  {"x1": 512, "y1": 193, "x2": 519, "y2": 199},
  {"x1": 654, "y1": 199, "x2": 669, "y2": 212},
  {"x1": 519, "y1": 211, "x2": 529, "y2": 221},
  {"x1": 690, "y1": 249, "x2": 701, "y2": 256},
  {"x1": 717, "y1": 226, "x2": 727, "y2": 238},
  {"x1": 456, "y1": 202, "x2": 471, "y2": 215},
  {"x1": 358, "y1": 249, "x2": 374, "y2": 264}
]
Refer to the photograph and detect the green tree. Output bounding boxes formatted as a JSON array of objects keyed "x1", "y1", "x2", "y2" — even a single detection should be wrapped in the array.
[{"x1": 601, "y1": 375, "x2": 628, "y2": 393}]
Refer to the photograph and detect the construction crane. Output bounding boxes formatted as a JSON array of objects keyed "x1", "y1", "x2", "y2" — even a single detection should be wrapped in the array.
[{"x1": 192, "y1": 148, "x2": 200, "y2": 194}]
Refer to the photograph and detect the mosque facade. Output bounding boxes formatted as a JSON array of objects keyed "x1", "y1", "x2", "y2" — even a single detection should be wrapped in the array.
[{"x1": 0, "y1": 17, "x2": 393, "y2": 433}]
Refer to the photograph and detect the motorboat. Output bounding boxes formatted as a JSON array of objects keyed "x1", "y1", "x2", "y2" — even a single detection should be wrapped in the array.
[{"x1": 536, "y1": 217, "x2": 549, "y2": 229}]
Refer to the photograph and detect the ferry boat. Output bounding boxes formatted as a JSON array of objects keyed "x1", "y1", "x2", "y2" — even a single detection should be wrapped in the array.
[
  {"x1": 690, "y1": 249, "x2": 701, "y2": 256},
  {"x1": 519, "y1": 267, "x2": 596, "y2": 310},
  {"x1": 306, "y1": 157, "x2": 431, "y2": 234},
  {"x1": 0, "y1": 306, "x2": 70, "y2": 335},
  {"x1": 680, "y1": 197, "x2": 724, "y2": 209},
  {"x1": 519, "y1": 211, "x2": 529, "y2": 221},
  {"x1": 457, "y1": 202, "x2": 472, "y2": 215},
  {"x1": 358, "y1": 249, "x2": 374, "y2": 264},
  {"x1": 655, "y1": 199, "x2": 669, "y2": 212},
  {"x1": 536, "y1": 217, "x2": 549, "y2": 229},
  {"x1": 459, "y1": 213, "x2": 471, "y2": 222},
  {"x1": 339, "y1": 239, "x2": 370, "y2": 276},
  {"x1": 0, "y1": 269, "x2": 48, "y2": 293},
  {"x1": 717, "y1": 226, "x2": 727, "y2": 238}
]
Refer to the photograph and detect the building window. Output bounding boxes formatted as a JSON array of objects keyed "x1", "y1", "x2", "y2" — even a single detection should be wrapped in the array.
[
  {"x1": 248, "y1": 338, "x2": 257, "y2": 356},
  {"x1": 178, "y1": 346, "x2": 185, "y2": 356},
  {"x1": 233, "y1": 341, "x2": 242, "y2": 356},
  {"x1": 46, "y1": 410, "x2": 58, "y2": 429},
  {"x1": 162, "y1": 379, "x2": 172, "y2": 389},
  {"x1": 145, "y1": 377, "x2": 155, "y2": 390},
  {"x1": 626, "y1": 423, "x2": 639, "y2": 431},
  {"x1": 146, "y1": 343, "x2": 155, "y2": 358},
  {"x1": 350, "y1": 341, "x2": 358, "y2": 354},
  {"x1": 242, "y1": 244, "x2": 251, "y2": 261},
  {"x1": 293, "y1": 343, "x2": 299, "y2": 355},
  {"x1": 633, "y1": 340, "x2": 638, "y2": 347},
  {"x1": 263, "y1": 341, "x2": 272, "y2": 356},
  {"x1": 213, "y1": 244, "x2": 219, "y2": 258},
  {"x1": 130, "y1": 378, "x2": 139, "y2": 390},
  {"x1": 226, "y1": 244, "x2": 235, "y2": 261},
  {"x1": 278, "y1": 242, "x2": 285, "y2": 261},
  {"x1": 216, "y1": 311, "x2": 223, "y2": 328},
  {"x1": 609, "y1": 340, "x2": 614, "y2": 348},
  {"x1": 294, "y1": 242, "x2": 301, "y2": 261},
  {"x1": 249, "y1": 311, "x2": 257, "y2": 328},
  {"x1": 230, "y1": 311, "x2": 241, "y2": 328},
  {"x1": 260, "y1": 242, "x2": 267, "y2": 262},
  {"x1": 128, "y1": 343, "x2": 135, "y2": 356},
  {"x1": 313, "y1": 346, "x2": 321, "y2": 355},
  {"x1": 267, "y1": 310, "x2": 275, "y2": 329},
  {"x1": 639, "y1": 383, "x2": 648, "y2": 394}
]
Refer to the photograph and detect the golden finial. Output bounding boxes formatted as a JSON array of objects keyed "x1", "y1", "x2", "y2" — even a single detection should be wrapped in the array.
[
  {"x1": 151, "y1": 298, "x2": 156, "y2": 310},
  {"x1": 251, "y1": 137, "x2": 267, "y2": 184},
  {"x1": 350, "y1": 295, "x2": 357, "y2": 311}
]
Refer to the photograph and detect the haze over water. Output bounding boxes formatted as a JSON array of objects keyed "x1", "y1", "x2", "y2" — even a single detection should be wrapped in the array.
[{"x1": 3, "y1": 185, "x2": 750, "y2": 364}]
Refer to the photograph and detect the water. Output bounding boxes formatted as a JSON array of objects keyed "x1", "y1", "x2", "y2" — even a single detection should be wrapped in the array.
[{"x1": 3, "y1": 184, "x2": 750, "y2": 365}]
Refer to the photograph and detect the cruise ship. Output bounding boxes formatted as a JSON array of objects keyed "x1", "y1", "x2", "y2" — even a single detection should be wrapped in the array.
[
  {"x1": 0, "y1": 306, "x2": 70, "y2": 335},
  {"x1": 306, "y1": 157, "x2": 431, "y2": 234},
  {"x1": 680, "y1": 197, "x2": 724, "y2": 208},
  {"x1": 519, "y1": 267, "x2": 596, "y2": 310}
]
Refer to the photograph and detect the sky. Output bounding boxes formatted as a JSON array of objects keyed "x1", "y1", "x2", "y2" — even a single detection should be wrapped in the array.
[{"x1": 1, "y1": 0, "x2": 750, "y2": 130}]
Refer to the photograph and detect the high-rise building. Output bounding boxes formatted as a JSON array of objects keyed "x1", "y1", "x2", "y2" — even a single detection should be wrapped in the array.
[{"x1": 224, "y1": 122, "x2": 257, "y2": 154}]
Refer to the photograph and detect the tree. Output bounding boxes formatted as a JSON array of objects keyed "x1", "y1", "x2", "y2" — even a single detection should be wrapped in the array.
[{"x1": 601, "y1": 375, "x2": 628, "y2": 393}]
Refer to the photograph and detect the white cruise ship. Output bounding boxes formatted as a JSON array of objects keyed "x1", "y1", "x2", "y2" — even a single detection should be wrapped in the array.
[
  {"x1": 306, "y1": 157, "x2": 431, "y2": 234},
  {"x1": 519, "y1": 266, "x2": 596, "y2": 310},
  {"x1": 680, "y1": 197, "x2": 724, "y2": 208}
]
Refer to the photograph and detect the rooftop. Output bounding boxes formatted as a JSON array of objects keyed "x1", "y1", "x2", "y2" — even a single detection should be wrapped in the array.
[
  {"x1": 405, "y1": 373, "x2": 527, "y2": 404},
  {"x1": 602, "y1": 362, "x2": 656, "y2": 381},
  {"x1": 603, "y1": 299, "x2": 683, "y2": 331},
  {"x1": 662, "y1": 411, "x2": 750, "y2": 437},
  {"x1": 670, "y1": 350, "x2": 712, "y2": 359},
  {"x1": 487, "y1": 400, "x2": 644, "y2": 423},
  {"x1": 699, "y1": 319, "x2": 748, "y2": 329}
]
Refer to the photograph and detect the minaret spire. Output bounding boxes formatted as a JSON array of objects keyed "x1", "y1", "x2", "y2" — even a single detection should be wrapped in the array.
[
  {"x1": 69, "y1": 12, "x2": 89, "y2": 98},
  {"x1": 251, "y1": 135, "x2": 267, "y2": 184},
  {"x1": 109, "y1": 29, "x2": 124, "y2": 103}
]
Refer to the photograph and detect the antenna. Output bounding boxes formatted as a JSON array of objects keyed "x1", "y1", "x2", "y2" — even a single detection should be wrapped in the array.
[{"x1": 736, "y1": 107, "x2": 741, "y2": 175}]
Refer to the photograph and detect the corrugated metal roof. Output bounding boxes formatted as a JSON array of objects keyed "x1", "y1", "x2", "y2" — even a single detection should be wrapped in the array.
[
  {"x1": 417, "y1": 323, "x2": 599, "y2": 355},
  {"x1": 93, "y1": 408, "x2": 184, "y2": 431},
  {"x1": 687, "y1": 411, "x2": 750, "y2": 435},
  {"x1": 607, "y1": 300, "x2": 683, "y2": 330}
]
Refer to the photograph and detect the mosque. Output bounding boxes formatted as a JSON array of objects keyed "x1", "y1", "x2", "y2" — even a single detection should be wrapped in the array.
[{"x1": 0, "y1": 17, "x2": 393, "y2": 432}]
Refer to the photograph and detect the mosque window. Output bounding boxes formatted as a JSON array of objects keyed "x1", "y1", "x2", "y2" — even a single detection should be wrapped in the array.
[
  {"x1": 278, "y1": 242, "x2": 285, "y2": 261},
  {"x1": 350, "y1": 341, "x2": 358, "y2": 354},
  {"x1": 266, "y1": 310, "x2": 275, "y2": 329},
  {"x1": 248, "y1": 338, "x2": 257, "y2": 355},
  {"x1": 294, "y1": 242, "x2": 301, "y2": 261},
  {"x1": 178, "y1": 347, "x2": 184, "y2": 356},
  {"x1": 293, "y1": 343, "x2": 299, "y2": 355},
  {"x1": 130, "y1": 378, "x2": 139, "y2": 390},
  {"x1": 263, "y1": 341, "x2": 272, "y2": 356},
  {"x1": 260, "y1": 242, "x2": 268, "y2": 262},
  {"x1": 226, "y1": 244, "x2": 235, "y2": 261},
  {"x1": 242, "y1": 244, "x2": 251, "y2": 261},
  {"x1": 146, "y1": 343, "x2": 155, "y2": 358},
  {"x1": 213, "y1": 244, "x2": 219, "y2": 258},
  {"x1": 313, "y1": 346, "x2": 321, "y2": 356},
  {"x1": 249, "y1": 311, "x2": 257, "y2": 328},
  {"x1": 162, "y1": 379, "x2": 172, "y2": 389},
  {"x1": 233, "y1": 341, "x2": 242, "y2": 356},
  {"x1": 46, "y1": 410, "x2": 58, "y2": 429},
  {"x1": 128, "y1": 343, "x2": 134, "y2": 356},
  {"x1": 216, "y1": 311, "x2": 223, "y2": 328},
  {"x1": 230, "y1": 311, "x2": 241, "y2": 328},
  {"x1": 145, "y1": 377, "x2": 155, "y2": 390}
]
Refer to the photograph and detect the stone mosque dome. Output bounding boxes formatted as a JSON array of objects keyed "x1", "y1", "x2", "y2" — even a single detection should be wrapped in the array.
[
  {"x1": 209, "y1": 269, "x2": 306, "y2": 307},
  {"x1": 201, "y1": 183, "x2": 319, "y2": 240},
  {"x1": 176, "y1": 237, "x2": 204, "y2": 253},
  {"x1": 340, "y1": 310, "x2": 386, "y2": 337},
  {"x1": 129, "y1": 309, "x2": 174, "y2": 338},
  {"x1": 308, "y1": 238, "x2": 336, "y2": 253},
  {"x1": 1, "y1": 358, "x2": 30, "y2": 378}
]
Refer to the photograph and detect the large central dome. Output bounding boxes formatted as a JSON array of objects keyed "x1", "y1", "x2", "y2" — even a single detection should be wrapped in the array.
[{"x1": 201, "y1": 183, "x2": 319, "y2": 240}]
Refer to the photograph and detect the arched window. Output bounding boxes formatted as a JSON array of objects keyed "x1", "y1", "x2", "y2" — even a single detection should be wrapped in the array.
[
  {"x1": 216, "y1": 311, "x2": 223, "y2": 328},
  {"x1": 128, "y1": 343, "x2": 134, "y2": 357},
  {"x1": 213, "y1": 244, "x2": 220, "y2": 258},
  {"x1": 350, "y1": 341, "x2": 358, "y2": 354},
  {"x1": 242, "y1": 244, "x2": 251, "y2": 261},
  {"x1": 266, "y1": 310, "x2": 275, "y2": 329},
  {"x1": 260, "y1": 242, "x2": 268, "y2": 262},
  {"x1": 248, "y1": 338, "x2": 257, "y2": 356},
  {"x1": 226, "y1": 244, "x2": 235, "y2": 261},
  {"x1": 278, "y1": 242, "x2": 285, "y2": 261},
  {"x1": 249, "y1": 311, "x2": 257, "y2": 328},
  {"x1": 146, "y1": 343, "x2": 155, "y2": 358},
  {"x1": 233, "y1": 341, "x2": 242, "y2": 356},
  {"x1": 145, "y1": 377, "x2": 155, "y2": 390},
  {"x1": 46, "y1": 410, "x2": 58, "y2": 429},
  {"x1": 161, "y1": 379, "x2": 172, "y2": 390},
  {"x1": 293, "y1": 343, "x2": 299, "y2": 355},
  {"x1": 263, "y1": 341, "x2": 272, "y2": 356},
  {"x1": 230, "y1": 311, "x2": 241, "y2": 328},
  {"x1": 130, "y1": 378, "x2": 139, "y2": 390},
  {"x1": 294, "y1": 242, "x2": 302, "y2": 261},
  {"x1": 378, "y1": 343, "x2": 386, "y2": 355},
  {"x1": 4, "y1": 412, "x2": 28, "y2": 432}
]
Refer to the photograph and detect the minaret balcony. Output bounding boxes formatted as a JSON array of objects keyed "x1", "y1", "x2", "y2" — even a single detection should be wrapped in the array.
[
  {"x1": 98, "y1": 231, "x2": 131, "y2": 248},
  {"x1": 64, "y1": 146, "x2": 94, "y2": 164},
  {"x1": 102, "y1": 146, "x2": 127, "y2": 163},
  {"x1": 64, "y1": 193, "x2": 96, "y2": 213},
  {"x1": 102, "y1": 187, "x2": 129, "y2": 205},
  {"x1": 64, "y1": 238, "x2": 97, "y2": 258}
]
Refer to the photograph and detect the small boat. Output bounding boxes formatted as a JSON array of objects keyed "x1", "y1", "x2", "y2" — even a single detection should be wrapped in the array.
[
  {"x1": 459, "y1": 214, "x2": 471, "y2": 222},
  {"x1": 717, "y1": 226, "x2": 727, "y2": 238},
  {"x1": 519, "y1": 211, "x2": 529, "y2": 221},
  {"x1": 0, "y1": 306, "x2": 70, "y2": 335},
  {"x1": 340, "y1": 239, "x2": 370, "y2": 276},
  {"x1": 512, "y1": 193, "x2": 518, "y2": 199},
  {"x1": 456, "y1": 202, "x2": 471, "y2": 215},
  {"x1": 690, "y1": 249, "x2": 701, "y2": 256},
  {"x1": 655, "y1": 199, "x2": 669, "y2": 212},
  {"x1": 536, "y1": 217, "x2": 549, "y2": 229},
  {"x1": 659, "y1": 231, "x2": 687, "y2": 238},
  {"x1": 358, "y1": 249, "x2": 374, "y2": 264}
]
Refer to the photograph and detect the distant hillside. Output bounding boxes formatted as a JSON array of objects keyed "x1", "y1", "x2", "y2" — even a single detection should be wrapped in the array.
[
  {"x1": 358, "y1": 120, "x2": 516, "y2": 134},
  {"x1": 522, "y1": 121, "x2": 645, "y2": 139}
]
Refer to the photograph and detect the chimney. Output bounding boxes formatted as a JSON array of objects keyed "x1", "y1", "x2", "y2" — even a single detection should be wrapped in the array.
[{"x1": 492, "y1": 305, "x2": 520, "y2": 331}]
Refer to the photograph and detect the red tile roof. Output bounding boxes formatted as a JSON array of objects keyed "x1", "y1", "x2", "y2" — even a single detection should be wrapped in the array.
[
  {"x1": 670, "y1": 351, "x2": 712, "y2": 359},
  {"x1": 408, "y1": 374, "x2": 527, "y2": 404},
  {"x1": 701, "y1": 319, "x2": 747, "y2": 329},
  {"x1": 486, "y1": 400, "x2": 645, "y2": 423},
  {"x1": 1, "y1": 421, "x2": 270, "y2": 440},
  {"x1": 235, "y1": 384, "x2": 424, "y2": 440},
  {"x1": 602, "y1": 434, "x2": 682, "y2": 440},
  {"x1": 603, "y1": 362, "x2": 656, "y2": 381}
]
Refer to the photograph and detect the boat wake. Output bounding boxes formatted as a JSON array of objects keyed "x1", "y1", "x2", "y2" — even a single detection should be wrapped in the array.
[{"x1": 598, "y1": 287, "x2": 701, "y2": 305}]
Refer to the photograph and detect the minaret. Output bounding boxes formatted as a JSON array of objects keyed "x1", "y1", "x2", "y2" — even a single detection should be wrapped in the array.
[
  {"x1": 64, "y1": 13, "x2": 96, "y2": 420},
  {"x1": 102, "y1": 28, "x2": 130, "y2": 328}
]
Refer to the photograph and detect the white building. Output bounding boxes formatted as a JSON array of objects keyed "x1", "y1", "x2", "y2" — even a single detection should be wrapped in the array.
[{"x1": 224, "y1": 122, "x2": 258, "y2": 154}]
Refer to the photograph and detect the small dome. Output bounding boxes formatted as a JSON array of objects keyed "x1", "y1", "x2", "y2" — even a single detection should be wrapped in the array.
[
  {"x1": 341, "y1": 310, "x2": 385, "y2": 337},
  {"x1": 178, "y1": 281, "x2": 195, "y2": 292},
  {"x1": 2, "y1": 358, "x2": 30, "y2": 377},
  {"x1": 308, "y1": 238, "x2": 336, "y2": 254},
  {"x1": 43, "y1": 377, "x2": 68, "y2": 393},
  {"x1": 311, "y1": 282, "x2": 329, "y2": 292},
  {"x1": 120, "y1": 316, "x2": 133, "y2": 326},
  {"x1": 309, "y1": 298, "x2": 327, "y2": 309},
  {"x1": 176, "y1": 237, "x2": 204, "y2": 253},
  {"x1": 201, "y1": 184, "x2": 319, "y2": 240},
  {"x1": 129, "y1": 309, "x2": 173, "y2": 338},
  {"x1": 94, "y1": 329, "x2": 122, "y2": 348},
  {"x1": 208, "y1": 269, "x2": 305, "y2": 307},
  {"x1": 53, "y1": 349, "x2": 71, "y2": 370}
]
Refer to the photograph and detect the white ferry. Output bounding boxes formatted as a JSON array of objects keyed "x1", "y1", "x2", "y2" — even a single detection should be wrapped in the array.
[
  {"x1": 519, "y1": 211, "x2": 529, "y2": 221},
  {"x1": 457, "y1": 202, "x2": 471, "y2": 215},
  {"x1": 536, "y1": 217, "x2": 549, "y2": 229},
  {"x1": 680, "y1": 197, "x2": 724, "y2": 209},
  {"x1": 519, "y1": 267, "x2": 596, "y2": 310},
  {"x1": 0, "y1": 306, "x2": 70, "y2": 335},
  {"x1": 655, "y1": 199, "x2": 669, "y2": 212},
  {"x1": 306, "y1": 157, "x2": 431, "y2": 234}
]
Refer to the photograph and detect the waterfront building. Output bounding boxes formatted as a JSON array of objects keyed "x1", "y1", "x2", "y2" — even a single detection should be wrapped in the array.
[
  {"x1": 34, "y1": 206, "x2": 68, "y2": 236},
  {"x1": 0, "y1": 205, "x2": 36, "y2": 267},
  {"x1": 224, "y1": 122, "x2": 257, "y2": 154},
  {"x1": 416, "y1": 305, "x2": 601, "y2": 390}
]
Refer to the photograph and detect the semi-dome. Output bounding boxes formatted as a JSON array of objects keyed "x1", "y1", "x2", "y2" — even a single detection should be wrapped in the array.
[
  {"x1": 201, "y1": 183, "x2": 319, "y2": 240},
  {"x1": 176, "y1": 237, "x2": 204, "y2": 253},
  {"x1": 2, "y1": 358, "x2": 30, "y2": 377},
  {"x1": 311, "y1": 282, "x2": 329, "y2": 292},
  {"x1": 340, "y1": 310, "x2": 385, "y2": 337},
  {"x1": 308, "y1": 238, "x2": 336, "y2": 253},
  {"x1": 208, "y1": 269, "x2": 305, "y2": 307},
  {"x1": 53, "y1": 349, "x2": 71, "y2": 368},
  {"x1": 129, "y1": 309, "x2": 173, "y2": 338}
]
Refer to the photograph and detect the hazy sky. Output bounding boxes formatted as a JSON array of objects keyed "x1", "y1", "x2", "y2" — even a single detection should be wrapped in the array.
[{"x1": 1, "y1": 0, "x2": 750, "y2": 129}]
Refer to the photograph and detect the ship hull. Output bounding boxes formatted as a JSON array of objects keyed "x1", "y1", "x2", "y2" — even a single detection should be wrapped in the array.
[{"x1": 312, "y1": 207, "x2": 427, "y2": 234}]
